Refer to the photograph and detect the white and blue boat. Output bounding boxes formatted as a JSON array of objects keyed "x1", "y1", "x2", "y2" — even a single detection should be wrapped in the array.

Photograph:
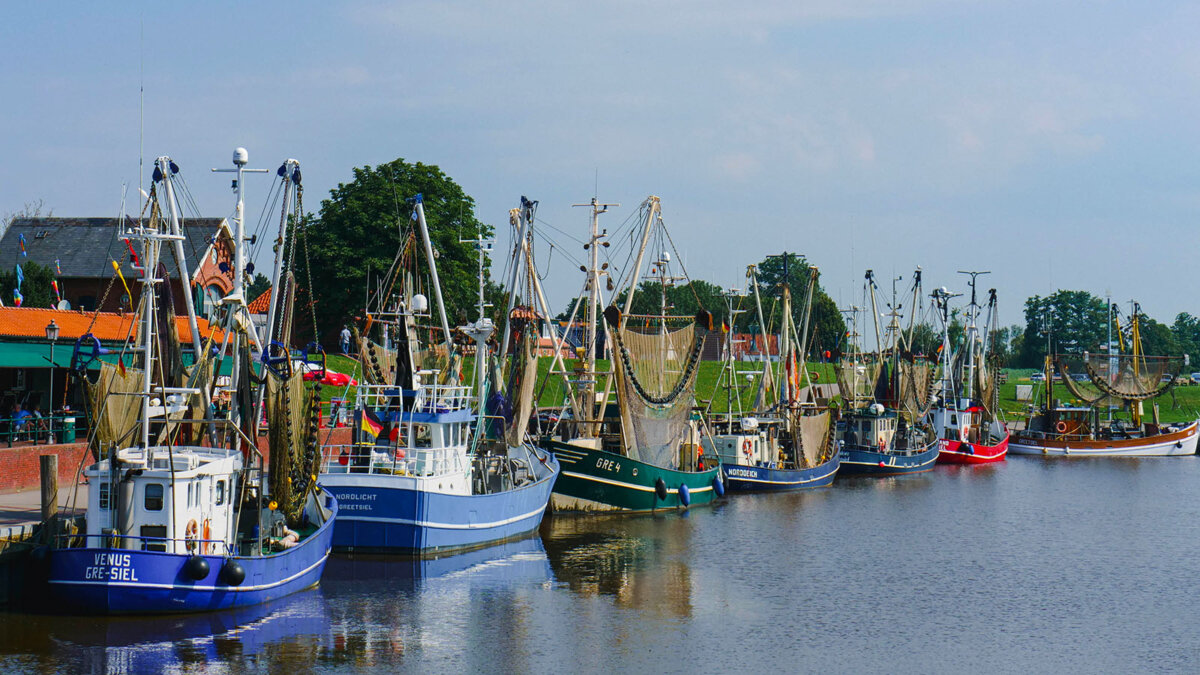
[
  {"x1": 319, "y1": 194, "x2": 559, "y2": 553},
  {"x1": 705, "y1": 261, "x2": 839, "y2": 492},
  {"x1": 42, "y1": 152, "x2": 336, "y2": 614}
]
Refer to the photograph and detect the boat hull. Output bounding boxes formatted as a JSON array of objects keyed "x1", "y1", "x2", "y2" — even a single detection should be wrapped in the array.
[
  {"x1": 544, "y1": 440, "x2": 721, "y2": 512},
  {"x1": 721, "y1": 455, "x2": 839, "y2": 492},
  {"x1": 321, "y1": 454, "x2": 559, "y2": 554},
  {"x1": 1009, "y1": 420, "x2": 1199, "y2": 457},
  {"x1": 936, "y1": 433, "x2": 1009, "y2": 464},
  {"x1": 837, "y1": 442, "x2": 940, "y2": 476},
  {"x1": 43, "y1": 493, "x2": 337, "y2": 615}
]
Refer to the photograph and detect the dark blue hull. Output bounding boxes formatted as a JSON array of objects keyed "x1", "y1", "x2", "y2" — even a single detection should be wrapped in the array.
[
  {"x1": 43, "y1": 494, "x2": 338, "y2": 615},
  {"x1": 837, "y1": 443, "x2": 939, "y2": 476},
  {"x1": 721, "y1": 455, "x2": 840, "y2": 492},
  {"x1": 323, "y1": 456, "x2": 559, "y2": 554}
]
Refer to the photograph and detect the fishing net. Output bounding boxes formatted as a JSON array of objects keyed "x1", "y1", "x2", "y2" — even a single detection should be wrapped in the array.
[
  {"x1": 357, "y1": 333, "x2": 396, "y2": 385},
  {"x1": 87, "y1": 362, "x2": 144, "y2": 460},
  {"x1": 266, "y1": 368, "x2": 321, "y2": 526},
  {"x1": 505, "y1": 326, "x2": 539, "y2": 447},
  {"x1": 606, "y1": 307, "x2": 708, "y2": 469},
  {"x1": 1083, "y1": 353, "x2": 1179, "y2": 402},
  {"x1": 792, "y1": 411, "x2": 831, "y2": 468},
  {"x1": 837, "y1": 361, "x2": 879, "y2": 405},
  {"x1": 898, "y1": 361, "x2": 935, "y2": 418}
]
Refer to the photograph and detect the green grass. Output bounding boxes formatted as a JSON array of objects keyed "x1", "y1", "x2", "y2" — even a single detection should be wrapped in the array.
[{"x1": 309, "y1": 356, "x2": 1200, "y2": 425}]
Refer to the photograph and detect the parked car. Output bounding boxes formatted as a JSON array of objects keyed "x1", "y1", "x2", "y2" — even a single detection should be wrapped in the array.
[
  {"x1": 1071, "y1": 373, "x2": 1088, "y2": 382},
  {"x1": 1030, "y1": 372, "x2": 1046, "y2": 382}
]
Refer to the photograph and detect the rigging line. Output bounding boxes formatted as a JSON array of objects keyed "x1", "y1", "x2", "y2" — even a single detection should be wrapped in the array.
[
  {"x1": 532, "y1": 216, "x2": 586, "y2": 245},
  {"x1": 530, "y1": 228, "x2": 584, "y2": 269}
]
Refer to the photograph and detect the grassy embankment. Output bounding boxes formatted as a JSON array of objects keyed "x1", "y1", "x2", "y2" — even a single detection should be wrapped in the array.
[{"x1": 318, "y1": 356, "x2": 1200, "y2": 424}]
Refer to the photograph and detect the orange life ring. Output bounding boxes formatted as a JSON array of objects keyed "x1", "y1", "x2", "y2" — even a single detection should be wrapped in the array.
[
  {"x1": 185, "y1": 519, "x2": 198, "y2": 553},
  {"x1": 1055, "y1": 421, "x2": 1068, "y2": 434},
  {"x1": 742, "y1": 439, "x2": 753, "y2": 456},
  {"x1": 202, "y1": 519, "x2": 212, "y2": 555}
]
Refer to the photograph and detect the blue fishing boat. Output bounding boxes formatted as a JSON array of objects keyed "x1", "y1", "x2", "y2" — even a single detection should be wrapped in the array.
[
  {"x1": 319, "y1": 195, "x2": 559, "y2": 553},
  {"x1": 41, "y1": 152, "x2": 336, "y2": 614},
  {"x1": 705, "y1": 260, "x2": 840, "y2": 492},
  {"x1": 834, "y1": 269, "x2": 939, "y2": 477}
]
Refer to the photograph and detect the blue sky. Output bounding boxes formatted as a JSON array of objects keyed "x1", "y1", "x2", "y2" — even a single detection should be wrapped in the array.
[{"x1": 3, "y1": 1, "x2": 1199, "y2": 331}]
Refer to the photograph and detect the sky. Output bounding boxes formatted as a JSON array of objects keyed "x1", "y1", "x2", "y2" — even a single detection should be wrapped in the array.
[{"x1": 3, "y1": 1, "x2": 1200, "y2": 330}]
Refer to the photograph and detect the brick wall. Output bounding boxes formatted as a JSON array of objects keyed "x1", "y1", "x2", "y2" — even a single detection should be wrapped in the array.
[{"x1": 0, "y1": 426, "x2": 354, "y2": 494}]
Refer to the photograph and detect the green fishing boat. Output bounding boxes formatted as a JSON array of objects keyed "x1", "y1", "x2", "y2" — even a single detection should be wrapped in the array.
[{"x1": 539, "y1": 197, "x2": 722, "y2": 513}]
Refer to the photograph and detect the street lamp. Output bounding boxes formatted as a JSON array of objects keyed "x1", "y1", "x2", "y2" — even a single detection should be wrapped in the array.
[{"x1": 45, "y1": 320, "x2": 59, "y2": 415}]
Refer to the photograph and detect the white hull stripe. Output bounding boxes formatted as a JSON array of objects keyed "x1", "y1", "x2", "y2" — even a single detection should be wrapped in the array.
[
  {"x1": 49, "y1": 550, "x2": 329, "y2": 593},
  {"x1": 340, "y1": 504, "x2": 549, "y2": 530},
  {"x1": 560, "y1": 470, "x2": 714, "y2": 494}
]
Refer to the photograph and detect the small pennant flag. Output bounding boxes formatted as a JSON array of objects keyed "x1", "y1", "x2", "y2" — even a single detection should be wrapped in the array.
[
  {"x1": 117, "y1": 357, "x2": 127, "y2": 378},
  {"x1": 54, "y1": 258, "x2": 61, "y2": 275},
  {"x1": 360, "y1": 409, "x2": 383, "y2": 438},
  {"x1": 15, "y1": 264, "x2": 23, "y2": 288},
  {"x1": 12, "y1": 289, "x2": 22, "y2": 307},
  {"x1": 51, "y1": 279, "x2": 61, "y2": 303},
  {"x1": 17, "y1": 233, "x2": 26, "y2": 256},
  {"x1": 112, "y1": 260, "x2": 133, "y2": 302}
]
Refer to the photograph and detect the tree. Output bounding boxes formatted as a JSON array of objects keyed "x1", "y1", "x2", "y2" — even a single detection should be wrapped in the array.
[
  {"x1": 305, "y1": 159, "x2": 500, "y2": 344},
  {"x1": 617, "y1": 279, "x2": 729, "y2": 326},
  {"x1": 1171, "y1": 312, "x2": 1200, "y2": 363},
  {"x1": 0, "y1": 259, "x2": 54, "y2": 309},
  {"x1": 1017, "y1": 290, "x2": 1109, "y2": 367},
  {"x1": 750, "y1": 252, "x2": 847, "y2": 359},
  {"x1": 246, "y1": 273, "x2": 271, "y2": 304}
]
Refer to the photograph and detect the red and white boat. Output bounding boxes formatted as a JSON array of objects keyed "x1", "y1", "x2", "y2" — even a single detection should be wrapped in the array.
[{"x1": 929, "y1": 274, "x2": 1008, "y2": 465}]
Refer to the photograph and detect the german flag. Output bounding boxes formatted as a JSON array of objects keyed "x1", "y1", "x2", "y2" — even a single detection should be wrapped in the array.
[{"x1": 361, "y1": 410, "x2": 383, "y2": 438}]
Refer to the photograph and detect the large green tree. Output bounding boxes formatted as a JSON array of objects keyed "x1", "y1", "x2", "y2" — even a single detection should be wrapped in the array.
[
  {"x1": 750, "y1": 252, "x2": 847, "y2": 359},
  {"x1": 1017, "y1": 290, "x2": 1109, "y2": 367},
  {"x1": 617, "y1": 278, "x2": 729, "y2": 326},
  {"x1": 306, "y1": 159, "x2": 499, "y2": 344}
]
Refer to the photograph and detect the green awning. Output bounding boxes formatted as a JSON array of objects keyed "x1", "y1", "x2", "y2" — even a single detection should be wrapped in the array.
[{"x1": 0, "y1": 341, "x2": 237, "y2": 375}]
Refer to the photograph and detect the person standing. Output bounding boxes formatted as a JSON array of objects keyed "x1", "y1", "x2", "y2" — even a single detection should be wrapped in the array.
[{"x1": 340, "y1": 326, "x2": 352, "y2": 355}]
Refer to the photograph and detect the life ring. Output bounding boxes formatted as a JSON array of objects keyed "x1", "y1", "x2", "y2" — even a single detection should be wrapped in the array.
[
  {"x1": 202, "y1": 519, "x2": 212, "y2": 555},
  {"x1": 1055, "y1": 421, "x2": 1068, "y2": 434},
  {"x1": 185, "y1": 519, "x2": 198, "y2": 553},
  {"x1": 742, "y1": 439, "x2": 753, "y2": 456}
]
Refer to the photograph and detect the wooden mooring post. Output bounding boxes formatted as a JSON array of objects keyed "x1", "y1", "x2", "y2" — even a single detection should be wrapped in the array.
[{"x1": 40, "y1": 455, "x2": 57, "y2": 547}]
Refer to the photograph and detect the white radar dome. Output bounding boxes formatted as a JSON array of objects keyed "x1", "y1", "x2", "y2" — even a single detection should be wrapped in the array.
[{"x1": 411, "y1": 294, "x2": 429, "y2": 313}]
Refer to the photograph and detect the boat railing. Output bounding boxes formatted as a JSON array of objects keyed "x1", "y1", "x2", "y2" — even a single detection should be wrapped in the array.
[
  {"x1": 321, "y1": 443, "x2": 470, "y2": 477},
  {"x1": 55, "y1": 532, "x2": 233, "y2": 556},
  {"x1": 1017, "y1": 429, "x2": 1094, "y2": 442},
  {"x1": 357, "y1": 383, "x2": 473, "y2": 414}
]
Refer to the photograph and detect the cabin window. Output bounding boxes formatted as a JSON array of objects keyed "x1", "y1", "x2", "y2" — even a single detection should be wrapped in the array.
[
  {"x1": 98, "y1": 482, "x2": 111, "y2": 510},
  {"x1": 187, "y1": 483, "x2": 193, "y2": 507},
  {"x1": 216, "y1": 480, "x2": 226, "y2": 506},
  {"x1": 951, "y1": 415, "x2": 958, "y2": 425},
  {"x1": 144, "y1": 483, "x2": 164, "y2": 511},
  {"x1": 140, "y1": 525, "x2": 167, "y2": 552}
]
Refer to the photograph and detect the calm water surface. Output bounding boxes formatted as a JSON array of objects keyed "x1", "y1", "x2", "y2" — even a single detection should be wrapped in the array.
[{"x1": 3, "y1": 457, "x2": 1200, "y2": 673}]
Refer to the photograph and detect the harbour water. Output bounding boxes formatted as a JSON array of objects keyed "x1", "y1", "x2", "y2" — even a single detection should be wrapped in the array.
[{"x1": 2, "y1": 456, "x2": 1199, "y2": 673}]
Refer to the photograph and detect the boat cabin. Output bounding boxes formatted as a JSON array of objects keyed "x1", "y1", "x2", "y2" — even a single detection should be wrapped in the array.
[
  {"x1": 837, "y1": 406, "x2": 898, "y2": 452},
  {"x1": 84, "y1": 446, "x2": 242, "y2": 556},
  {"x1": 703, "y1": 416, "x2": 783, "y2": 468},
  {"x1": 324, "y1": 380, "x2": 475, "y2": 495}
]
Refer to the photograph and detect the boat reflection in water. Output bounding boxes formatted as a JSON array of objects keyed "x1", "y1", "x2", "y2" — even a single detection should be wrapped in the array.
[
  {"x1": 318, "y1": 535, "x2": 554, "y2": 670},
  {"x1": 0, "y1": 589, "x2": 330, "y2": 673},
  {"x1": 541, "y1": 514, "x2": 695, "y2": 619}
]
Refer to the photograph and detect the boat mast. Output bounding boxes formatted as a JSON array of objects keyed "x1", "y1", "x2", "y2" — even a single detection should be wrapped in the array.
[
  {"x1": 498, "y1": 197, "x2": 535, "y2": 360},
  {"x1": 412, "y1": 194, "x2": 455, "y2": 353},
  {"x1": 571, "y1": 197, "x2": 618, "y2": 422},
  {"x1": 211, "y1": 148, "x2": 268, "y2": 432},
  {"x1": 156, "y1": 157, "x2": 204, "y2": 357},
  {"x1": 747, "y1": 265, "x2": 774, "y2": 410},
  {"x1": 619, "y1": 197, "x2": 660, "y2": 328},
  {"x1": 957, "y1": 270, "x2": 990, "y2": 405}
]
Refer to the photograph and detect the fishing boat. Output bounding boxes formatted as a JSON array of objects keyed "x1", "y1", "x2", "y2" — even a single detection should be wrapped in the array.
[
  {"x1": 835, "y1": 270, "x2": 939, "y2": 476},
  {"x1": 319, "y1": 195, "x2": 559, "y2": 553},
  {"x1": 43, "y1": 152, "x2": 336, "y2": 614},
  {"x1": 1009, "y1": 302, "x2": 1199, "y2": 456},
  {"x1": 930, "y1": 272, "x2": 1009, "y2": 464},
  {"x1": 540, "y1": 197, "x2": 723, "y2": 511},
  {"x1": 704, "y1": 259, "x2": 839, "y2": 491}
]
